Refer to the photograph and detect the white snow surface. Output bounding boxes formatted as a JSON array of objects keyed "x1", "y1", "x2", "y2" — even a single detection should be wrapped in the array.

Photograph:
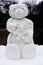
[{"x1": 0, "y1": 45, "x2": 43, "y2": 65}]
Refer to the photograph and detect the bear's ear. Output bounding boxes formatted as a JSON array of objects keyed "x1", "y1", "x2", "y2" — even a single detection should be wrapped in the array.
[
  {"x1": 23, "y1": 4, "x2": 28, "y2": 8},
  {"x1": 23, "y1": 2, "x2": 31, "y2": 8},
  {"x1": 9, "y1": 4, "x2": 14, "y2": 9}
]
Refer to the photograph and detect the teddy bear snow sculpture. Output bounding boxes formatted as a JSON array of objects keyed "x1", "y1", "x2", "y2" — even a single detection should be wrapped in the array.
[{"x1": 6, "y1": 3, "x2": 36, "y2": 59}]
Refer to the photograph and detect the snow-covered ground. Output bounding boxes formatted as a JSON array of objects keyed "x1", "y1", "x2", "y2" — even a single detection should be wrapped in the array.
[{"x1": 0, "y1": 45, "x2": 43, "y2": 65}]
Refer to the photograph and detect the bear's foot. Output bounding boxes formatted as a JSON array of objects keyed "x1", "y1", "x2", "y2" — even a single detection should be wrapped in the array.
[
  {"x1": 22, "y1": 44, "x2": 36, "y2": 59},
  {"x1": 6, "y1": 44, "x2": 21, "y2": 59}
]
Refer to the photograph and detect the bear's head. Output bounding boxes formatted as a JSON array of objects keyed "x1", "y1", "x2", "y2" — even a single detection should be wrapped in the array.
[{"x1": 9, "y1": 3, "x2": 29, "y2": 19}]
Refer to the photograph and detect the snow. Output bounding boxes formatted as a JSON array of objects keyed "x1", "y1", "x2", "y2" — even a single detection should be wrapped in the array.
[
  {"x1": 0, "y1": 45, "x2": 43, "y2": 65},
  {"x1": 15, "y1": 0, "x2": 43, "y2": 5},
  {"x1": 36, "y1": 0, "x2": 43, "y2": 4},
  {"x1": 0, "y1": 0, "x2": 43, "y2": 5}
]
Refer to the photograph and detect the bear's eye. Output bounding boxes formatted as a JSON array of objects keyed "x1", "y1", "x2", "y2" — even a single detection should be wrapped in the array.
[
  {"x1": 14, "y1": 8, "x2": 15, "y2": 10},
  {"x1": 22, "y1": 8, "x2": 24, "y2": 10}
]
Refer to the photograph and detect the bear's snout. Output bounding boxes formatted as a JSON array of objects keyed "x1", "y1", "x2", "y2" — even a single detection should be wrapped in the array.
[{"x1": 15, "y1": 9, "x2": 23, "y2": 16}]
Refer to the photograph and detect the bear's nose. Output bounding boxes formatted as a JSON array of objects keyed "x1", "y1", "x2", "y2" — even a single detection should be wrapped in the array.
[{"x1": 16, "y1": 9, "x2": 23, "y2": 15}]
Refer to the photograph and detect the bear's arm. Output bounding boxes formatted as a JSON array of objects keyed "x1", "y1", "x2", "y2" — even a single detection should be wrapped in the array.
[
  {"x1": 6, "y1": 18, "x2": 16, "y2": 33},
  {"x1": 25, "y1": 18, "x2": 33, "y2": 36}
]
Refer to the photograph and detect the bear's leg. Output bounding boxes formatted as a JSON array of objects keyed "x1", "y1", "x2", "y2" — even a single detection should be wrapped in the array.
[
  {"x1": 22, "y1": 44, "x2": 36, "y2": 59},
  {"x1": 6, "y1": 33, "x2": 21, "y2": 59},
  {"x1": 6, "y1": 44, "x2": 21, "y2": 59}
]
